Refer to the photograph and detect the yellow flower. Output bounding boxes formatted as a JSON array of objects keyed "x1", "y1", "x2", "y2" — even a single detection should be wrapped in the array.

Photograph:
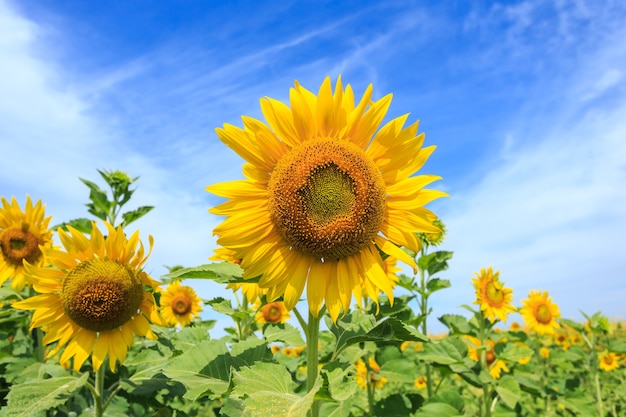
[
  {"x1": 598, "y1": 350, "x2": 619, "y2": 372},
  {"x1": 255, "y1": 301, "x2": 291, "y2": 324},
  {"x1": 472, "y1": 267, "x2": 515, "y2": 323},
  {"x1": 160, "y1": 281, "x2": 203, "y2": 328},
  {"x1": 0, "y1": 196, "x2": 53, "y2": 291},
  {"x1": 207, "y1": 77, "x2": 446, "y2": 322},
  {"x1": 520, "y1": 290, "x2": 561, "y2": 335},
  {"x1": 540, "y1": 347, "x2": 550, "y2": 359},
  {"x1": 418, "y1": 218, "x2": 446, "y2": 246},
  {"x1": 464, "y1": 336, "x2": 509, "y2": 379},
  {"x1": 13, "y1": 222, "x2": 164, "y2": 372},
  {"x1": 414, "y1": 376, "x2": 427, "y2": 390},
  {"x1": 354, "y1": 357, "x2": 387, "y2": 389}
]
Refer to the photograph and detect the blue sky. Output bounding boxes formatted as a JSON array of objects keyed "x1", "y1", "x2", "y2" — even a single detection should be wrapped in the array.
[{"x1": 1, "y1": 0, "x2": 625, "y2": 334}]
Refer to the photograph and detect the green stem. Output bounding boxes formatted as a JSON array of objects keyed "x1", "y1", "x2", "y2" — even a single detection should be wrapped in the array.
[
  {"x1": 94, "y1": 365, "x2": 106, "y2": 417},
  {"x1": 306, "y1": 311, "x2": 321, "y2": 417},
  {"x1": 417, "y1": 248, "x2": 434, "y2": 399},
  {"x1": 594, "y1": 371, "x2": 604, "y2": 417},
  {"x1": 478, "y1": 312, "x2": 492, "y2": 417}
]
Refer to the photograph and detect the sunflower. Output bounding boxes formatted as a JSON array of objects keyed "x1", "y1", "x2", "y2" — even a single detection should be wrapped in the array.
[
  {"x1": 598, "y1": 350, "x2": 619, "y2": 372},
  {"x1": 472, "y1": 267, "x2": 515, "y2": 323},
  {"x1": 160, "y1": 280, "x2": 203, "y2": 328},
  {"x1": 0, "y1": 196, "x2": 53, "y2": 291},
  {"x1": 207, "y1": 77, "x2": 446, "y2": 322},
  {"x1": 464, "y1": 336, "x2": 509, "y2": 379},
  {"x1": 520, "y1": 290, "x2": 561, "y2": 335},
  {"x1": 13, "y1": 222, "x2": 164, "y2": 372},
  {"x1": 255, "y1": 300, "x2": 290, "y2": 324},
  {"x1": 414, "y1": 376, "x2": 427, "y2": 390},
  {"x1": 355, "y1": 357, "x2": 387, "y2": 390}
]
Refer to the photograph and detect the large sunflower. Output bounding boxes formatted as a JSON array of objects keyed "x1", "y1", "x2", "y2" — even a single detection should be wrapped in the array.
[
  {"x1": 13, "y1": 222, "x2": 164, "y2": 372},
  {"x1": 520, "y1": 290, "x2": 561, "y2": 335},
  {"x1": 160, "y1": 280, "x2": 203, "y2": 328},
  {"x1": 472, "y1": 266, "x2": 515, "y2": 323},
  {"x1": 207, "y1": 77, "x2": 446, "y2": 321},
  {"x1": 0, "y1": 196, "x2": 53, "y2": 291}
]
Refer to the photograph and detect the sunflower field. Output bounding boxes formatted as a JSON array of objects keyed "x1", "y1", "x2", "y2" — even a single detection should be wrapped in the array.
[{"x1": 1, "y1": 78, "x2": 625, "y2": 417}]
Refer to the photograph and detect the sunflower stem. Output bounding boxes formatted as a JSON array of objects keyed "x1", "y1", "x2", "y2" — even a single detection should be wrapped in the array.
[
  {"x1": 94, "y1": 365, "x2": 106, "y2": 417},
  {"x1": 305, "y1": 310, "x2": 321, "y2": 417}
]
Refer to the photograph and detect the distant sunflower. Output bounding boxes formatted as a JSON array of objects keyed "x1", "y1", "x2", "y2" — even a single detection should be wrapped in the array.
[
  {"x1": 414, "y1": 376, "x2": 427, "y2": 390},
  {"x1": 255, "y1": 300, "x2": 290, "y2": 324},
  {"x1": 207, "y1": 77, "x2": 446, "y2": 321},
  {"x1": 355, "y1": 357, "x2": 387, "y2": 390},
  {"x1": 520, "y1": 290, "x2": 561, "y2": 335},
  {"x1": 0, "y1": 196, "x2": 53, "y2": 291},
  {"x1": 472, "y1": 267, "x2": 515, "y2": 323},
  {"x1": 13, "y1": 222, "x2": 164, "y2": 372},
  {"x1": 598, "y1": 350, "x2": 619, "y2": 372},
  {"x1": 465, "y1": 336, "x2": 509, "y2": 379},
  {"x1": 160, "y1": 281, "x2": 203, "y2": 328}
]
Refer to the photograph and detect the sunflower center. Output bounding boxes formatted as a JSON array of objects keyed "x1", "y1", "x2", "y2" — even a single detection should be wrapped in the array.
[
  {"x1": 171, "y1": 293, "x2": 192, "y2": 315},
  {"x1": 268, "y1": 139, "x2": 386, "y2": 260},
  {"x1": 262, "y1": 303, "x2": 282, "y2": 323},
  {"x1": 0, "y1": 225, "x2": 43, "y2": 266},
  {"x1": 61, "y1": 259, "x2": 144, "y2": 332},
  {"x1": 485, "y1": 282, "x2": 504, "y2": 305},
  {"x1": 604, "y1": 355, "x2": 614, "y2": 365},
  {"x1": 485, "y1": 348, "x2": 496, "y2": 365},
  {"x1": 535, "y1": 304, "x2": 553, "y2": 324}
]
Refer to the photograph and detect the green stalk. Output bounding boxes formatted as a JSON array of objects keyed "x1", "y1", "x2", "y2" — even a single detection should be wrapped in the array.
[
  {"x1": 94, "y1": 365, "x2": 106, "y2": 417},
  {"x1": 306, "y1": 311, "x2": 321, "y2": 417},
  {"x1": 417, "y1": 248, "x2": 434, "y2": 398},
  {"x1": 478, "y1": 312, "x2": 492, "y2": 417}
]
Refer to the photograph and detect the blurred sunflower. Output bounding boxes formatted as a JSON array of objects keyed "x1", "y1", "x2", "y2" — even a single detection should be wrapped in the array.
[
  {"x1": 207, "y1": 77, "x2": 446, "y2": 321},
  {"x1": 0, "y1": 196, "x2": 53, "y2": 291},
  {"x1": 355, "y1": 357, "x2": 387, "y2": 390},
  {"x1": 255, "y1": 300, "x2": 290, "y2": 324},
  {"x1": 465, "y1": 336, "x2": 509, "y2": 379},
  {"x1": 598, "y1": 350, "x2": 619, "y2": 372},
  {"x1": 13, "y1": 222, "x2": 164, "y2": 372},
  {"x1": 472, "y1": 267, "x2": 515, "y2": 323},
  {"x1": 414, "y1": 376, "x2": 427, "y2": 390},
  {"x1": 160, "y1": 280, "x2": 203, "y2": 328},
  {"x1": 520, "y1": 290, "x2": 561, "y2": 335}
]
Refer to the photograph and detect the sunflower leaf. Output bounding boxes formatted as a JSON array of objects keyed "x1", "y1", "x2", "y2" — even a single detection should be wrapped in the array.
[
  {"x1": 263, "y1": 323, "x2": 306, "y2": 347},
  {"x1": 495, "y1": 375, "x2": 521, "y2": 409},
  {"x1": 161, "y1": 262, "x2": 247, "y2": 283},
  {"x1": 4, "y1": 372, "x2": 89, "y2": 417},
  {"x1": 121, "y1": 205, "x2": 154, "y2": 227}
]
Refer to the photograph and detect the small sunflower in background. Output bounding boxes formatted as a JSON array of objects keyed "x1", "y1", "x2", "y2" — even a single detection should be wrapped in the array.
[
  {"x1": 0, "y1": 196, "x2": 53, "y2": 291},
  {"x1": 472, "y1": 266, "x2": 515, "y2": 323},
  {"x1": 13, "y1": 221, "x2": 164, "y2": 372},
  {"x1": 255, "y1": 300, "x2": 290, "y2": 325},
  {"x1": 160, "y1": 280, "x2": 203, "y2": 328},
  {"x1": 354, "y1": 357, "x2": 387, "y2": 390},
  {"x1": 598, "y1": 350, "x2": 619, "y2": 372},
  {"x1": 465, "y1": 336, "x2": 510, "y2": 379},
  {"x1": 414, "y1": 376, "x2": 427, "y2": 390},
  {"x1": 520, "y1": 290, "x2": 561, "y2": 335},
  {"x1": 207, "y1": 76, "x2": 446, "y2": 322}
]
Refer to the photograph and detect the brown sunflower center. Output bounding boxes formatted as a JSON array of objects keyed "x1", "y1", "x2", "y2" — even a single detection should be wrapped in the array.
[
  {"x1": 535, "y1": 303, "x2": 553, "y2": 324},
  {"x1": 170, "y1": 293, "x2": 192, "y2": 315},
  {"x1": 485, "y1": 348, "x2": 496, "y2": 366},
  {"x1": 262, "y1": 302, "x2": 282, "y2": 323},
  {"x1": 267, "y1": 139, "x2": 386, "y2": 260},
  {"x1": 0, "y1": 225, "x2": 43, "y2": 266},
  {"x1": 60, "y1": 259, "x2": 144, "y2": 332},
  {"x1": 603, "y1": 355, "x2": 614, "y2": 365},
  {"x1": 485, "y1": 281, "x2": 504, "y2": 305}
]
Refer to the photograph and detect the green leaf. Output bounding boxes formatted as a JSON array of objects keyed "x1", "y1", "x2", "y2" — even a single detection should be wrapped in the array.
[
  {"x1": 4, "y1": 373, "x2": 89, "y2": 416},
  {"x1": 426, "y1": 277, "x2": 451, "y2": 294},
  {"x1": 562, "y1": 395, "x2": 597, "y2": 415},
  {"x1": 438, "y1": 314, "x2": 471, "y2": 334},
  {"x1": 426, "y1": 390, "x2": 465, "y2": 412},
  {"x1": 207, "y1": 297, "x2": 236, "y2": 315},
  {"x1": 420, "y1": 337, "x2": 466, "y2": 365},
  {"x1": 342, "y1": 317, "x2": 428, "y2": 348},
  {"x1": 495, "y1": 375, "x2": 521, "y2": 409},
  {"x1": 496, "y1": 344, "x2": 534, "y2": 363},
  {"x1": 121, "y1": 205, "x2": 154, "y2": 226},
  {"x1": 80, "y1": 177, "x2": 111, "y2": 217},
  {"x1": 263, "y1": 323, "x2": 306, "y2": 347},
  {"x1": 374, "y1": 394, "x2": 414, "y2": 416},
  {"x1": 320, "y1": 362, "x2": 357, "y2": 401},
  {"x1": 232, "y1": 362, "x2": 320, "y2": 417},
  {"x1": 162, "y1": 262, "x2": 246, "y2": 283},
  {"x1": 417, "y1": 251, "x2": 453, "y2": 276},
  {"x1": 51, "y1": 217, "x2": 93, "y2": 234},
  {"x1": 413, "y1": 402, "x2": 461, "y2": 417}
]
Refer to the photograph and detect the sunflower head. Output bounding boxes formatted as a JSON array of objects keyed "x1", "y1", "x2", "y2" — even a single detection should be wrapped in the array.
[
  {"x1": 414, "y1": 376, "x2": 428, "y2": 390},
  {"x1": 472, "y1": 266, "x2": 515, "y2": 323},
  {"x1": 255, "y1": 301, "x2": 290, "y2": 325},
  {"x1": 520, "y1": 290, "x2": 561, "y2": 336},
  {"x1": 598, "y1": 350, "x2": 620, "y2": 372},
  {"x1": 418, "y1": 218, "x2": 447, "y2": 247},
  {"x1": 207, "y1": 76, "x2": 446, "y2": 322},
  {"x1": 0, "y1": 196, "x2": 53, "y2": 291},
  {"x1": 13, "y1": 221, "x2": 164, "y2": 372},
  {"x1": 160, "y1": 280, "x2": 203, "y2": 328}
]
